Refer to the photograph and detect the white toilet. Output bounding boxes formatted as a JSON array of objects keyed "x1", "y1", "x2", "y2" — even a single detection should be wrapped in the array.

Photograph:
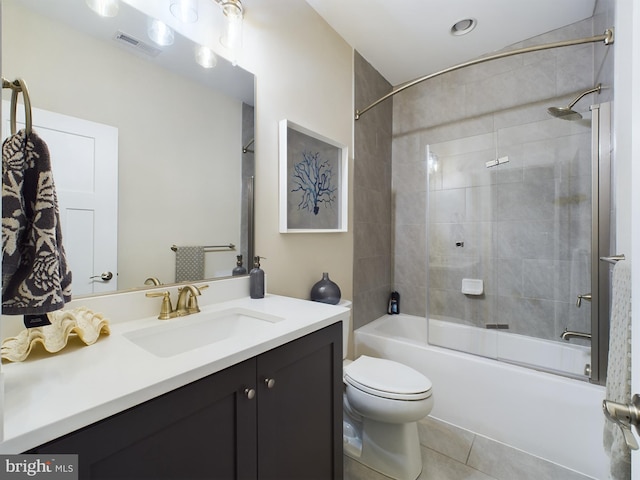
[{"x1": 339, "y1": 302, "x2": 433, "y2": 480}]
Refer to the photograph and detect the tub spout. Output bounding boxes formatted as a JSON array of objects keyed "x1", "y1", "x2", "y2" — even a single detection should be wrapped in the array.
[{"x1": 560, "y1": 328, "x2": 591, "y2": 341}]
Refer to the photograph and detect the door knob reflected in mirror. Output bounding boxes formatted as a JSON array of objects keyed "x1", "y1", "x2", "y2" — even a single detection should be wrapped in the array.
[
  {"x1": 90, "y1": 272, "x2": 114, "y2": 281},
  {"x1": 603, "y1": 394, "x2": 640, "y2": 450}
]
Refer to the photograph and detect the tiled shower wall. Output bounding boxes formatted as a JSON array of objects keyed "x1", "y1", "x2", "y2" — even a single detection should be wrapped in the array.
[
  {"x1": 353, "y1": 52, "x2": 393, "y2": 330},
  {"x1": 391, "y1": 15, "x2": 615, "y2": 342},
  {"x1": 352, "y1": 1, "x2": 615, "y2": 335}
]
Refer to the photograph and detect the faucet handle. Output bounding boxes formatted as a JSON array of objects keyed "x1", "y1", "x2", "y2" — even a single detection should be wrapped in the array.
[
  {"x1": 145, "y1": 291, "x2": 174, "y2": 319},
  {"x1": 576, "y1": 293, "x2": 592, "y2": 307}
]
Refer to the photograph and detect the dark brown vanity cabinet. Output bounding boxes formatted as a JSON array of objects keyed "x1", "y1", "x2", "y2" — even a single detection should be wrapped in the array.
[{"x1": 31, "y1": 322, "x2": 343, "y2": 480}]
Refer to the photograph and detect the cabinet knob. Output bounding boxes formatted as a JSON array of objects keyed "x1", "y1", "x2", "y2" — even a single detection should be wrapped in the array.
[
  {"x1": 264, "y1": 378, "x2": 276, "y2": 389},
  {"x1": 244, "y1": 388, "x2": 256, "y2": 399}
]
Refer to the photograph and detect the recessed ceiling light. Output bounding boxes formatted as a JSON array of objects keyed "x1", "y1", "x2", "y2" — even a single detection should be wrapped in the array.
[{"x1": 450, "y1": 18, "x2": 477, "y2": 36}]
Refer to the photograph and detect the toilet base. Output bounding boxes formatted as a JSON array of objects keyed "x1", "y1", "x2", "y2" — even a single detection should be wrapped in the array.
[{"x1": 343, "y1": 417, "x2": 423, "y2": 480}]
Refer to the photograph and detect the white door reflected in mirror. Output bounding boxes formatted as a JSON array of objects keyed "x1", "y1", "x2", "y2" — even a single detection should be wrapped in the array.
[{"x1": 3, "y1": 101, "x2": 118, "y2": 296}]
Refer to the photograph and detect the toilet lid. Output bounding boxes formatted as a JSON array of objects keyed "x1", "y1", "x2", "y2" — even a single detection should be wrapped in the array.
[{"x1": 344, "y1": 355, "x2": 432, "y2": 401}]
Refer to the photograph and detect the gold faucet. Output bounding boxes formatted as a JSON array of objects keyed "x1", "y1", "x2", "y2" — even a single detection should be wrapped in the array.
[
  {"x1": 144, "y1": 277, "x2": 161, "y2": 286},
  {"x1": 175, "y1": 285, "x2": 203, "y2": 316},
  {"x1": 146, "y1": 284, "x2": 209, "y2": 319}
]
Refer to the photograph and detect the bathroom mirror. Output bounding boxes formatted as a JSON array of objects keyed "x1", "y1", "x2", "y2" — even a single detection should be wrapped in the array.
[{"x1": 2, "y1": 0, "x2": 255, "y2": 297}]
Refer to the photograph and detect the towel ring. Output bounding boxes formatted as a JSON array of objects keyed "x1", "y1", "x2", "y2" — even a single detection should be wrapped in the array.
[{"x1": 2, "y1": 78, "x2": 32, "y2": 136}]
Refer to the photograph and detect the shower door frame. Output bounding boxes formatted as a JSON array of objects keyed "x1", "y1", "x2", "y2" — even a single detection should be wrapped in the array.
[{"x1": 591, "y1": 101, "x2": 612, "y2": 386}]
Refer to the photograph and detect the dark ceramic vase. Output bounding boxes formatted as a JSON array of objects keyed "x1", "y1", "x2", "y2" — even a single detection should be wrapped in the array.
[{"x1": 310, "y1": 272, "x2": 341, "y2": 305}]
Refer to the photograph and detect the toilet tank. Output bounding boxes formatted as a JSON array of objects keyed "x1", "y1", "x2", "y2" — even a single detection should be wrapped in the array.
[{"x1": 337, "y1": 300, "x2": 352, "y2": 359}]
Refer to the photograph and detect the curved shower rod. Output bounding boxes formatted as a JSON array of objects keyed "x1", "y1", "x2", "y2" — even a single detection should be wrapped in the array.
[{"x1": 355, "y1": 28, "x2": 614, "y2": 120}]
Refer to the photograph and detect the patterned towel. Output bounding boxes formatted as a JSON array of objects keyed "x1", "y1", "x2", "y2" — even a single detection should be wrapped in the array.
[
  {"x1": 603, "y1": 259, "x2": 632, "y2": 480},
  {"x1": 174, "y1": 246, "x2": 205, "y2": 282},
  {"x1": 2, "y1": 129, "x2": 72, "y2": 316}
]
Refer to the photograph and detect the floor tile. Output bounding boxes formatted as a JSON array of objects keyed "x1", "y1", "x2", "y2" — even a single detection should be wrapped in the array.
[{"x1": 418, "y1": 416, "x2": 475, "y2": 464}]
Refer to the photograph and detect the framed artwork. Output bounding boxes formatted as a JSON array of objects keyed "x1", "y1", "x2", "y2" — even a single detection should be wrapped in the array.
[{"x1": 279, "y1": 119, "x2": 348, "y2": 233}]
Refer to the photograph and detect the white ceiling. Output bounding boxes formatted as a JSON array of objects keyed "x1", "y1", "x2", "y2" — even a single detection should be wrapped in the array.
[{"x1": 305, "y1": 0, "x2": 597, "y2": 86}]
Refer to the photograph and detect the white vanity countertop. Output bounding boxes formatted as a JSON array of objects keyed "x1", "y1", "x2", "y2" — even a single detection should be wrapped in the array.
[{"x1": 0, "y1": 294, "x2": 348, "y2": 453}]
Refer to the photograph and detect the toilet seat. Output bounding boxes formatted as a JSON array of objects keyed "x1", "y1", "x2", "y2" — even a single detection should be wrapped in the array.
[{"x1": 344, "y1": 355, "x2": 432, "y2": 401}]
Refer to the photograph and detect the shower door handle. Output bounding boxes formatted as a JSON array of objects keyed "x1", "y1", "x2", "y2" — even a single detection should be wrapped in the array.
[{"x1": 603, "y1": 394, "x2": 640, "y2": 450}]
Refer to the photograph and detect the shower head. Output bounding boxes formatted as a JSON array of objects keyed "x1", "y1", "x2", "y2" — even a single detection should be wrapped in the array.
[
  {"x1": 547, "y1": 84, "x2": 602, "y2": 121},
  {"x1": 547, "y1": 106, "x2": 584, "y2": 121}
]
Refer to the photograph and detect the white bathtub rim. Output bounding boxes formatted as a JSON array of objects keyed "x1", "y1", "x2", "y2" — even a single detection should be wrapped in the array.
[{"x1": 360, "y1": 313, "x2": 592, "y2": 382}]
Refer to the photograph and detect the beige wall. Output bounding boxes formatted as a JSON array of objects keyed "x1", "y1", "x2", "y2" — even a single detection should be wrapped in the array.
[
  {"x1": 243, "y1": 1, "x2": 354, "y2": 301},
  {"x1": 3, "y1": 0, "x2": 357, "y2": 300},
  {"x1": 127, "y1": 0, "x2": 355, "y2": 302}
]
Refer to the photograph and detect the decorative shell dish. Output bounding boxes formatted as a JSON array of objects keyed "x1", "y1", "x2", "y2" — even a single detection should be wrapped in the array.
[{"x1": 1, "y1": 307, "x2": 110, "y2": 362}]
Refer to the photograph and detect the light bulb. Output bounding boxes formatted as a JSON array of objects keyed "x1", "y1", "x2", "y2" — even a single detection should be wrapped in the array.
[
  {"x1": 219, "y1": 0, "x2": 243, "y2": 65},
  {"x1": 170, "y1": 0, "x2": 198, "y2": 23},
  {"x1": 195, "y1": 45, "x2": 217, "y2": 69},
  {"x1": 86, "y1": 0, "x2": 119, "y2": 17},
  {"x1": 148, "y1": 18, "x2": 174, "y2": 46}
]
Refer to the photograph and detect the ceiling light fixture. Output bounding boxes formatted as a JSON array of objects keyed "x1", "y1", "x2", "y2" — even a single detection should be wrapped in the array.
[
  {"x1": 195, "y1": 45, "x2": 218, "y2": 68},
  {"x1": 450, "y1": 18, "x2": 477, "y2": 36},
  {"x1": 147, "y1": 18, "x2": 175, "y2": 46},
  {"x1": 170, "y1": 0, "x2": 198, "y2": 23},
  {"x1": 85, "y1": 0, "x2": 119, "y2": 18},
  {"x1": 219, "y1": 0, "x2": 244, "y2": 65}
]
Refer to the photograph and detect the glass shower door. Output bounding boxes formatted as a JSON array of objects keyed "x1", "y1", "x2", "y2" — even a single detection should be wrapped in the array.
[{"x1": 426, "y1": 103, "x2": 599, "y2": 380}]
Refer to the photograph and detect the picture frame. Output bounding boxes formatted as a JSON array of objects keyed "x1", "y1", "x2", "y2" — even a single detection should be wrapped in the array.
[{"x1": 279, "y1": 119, "x2": 348, "y2": 233}]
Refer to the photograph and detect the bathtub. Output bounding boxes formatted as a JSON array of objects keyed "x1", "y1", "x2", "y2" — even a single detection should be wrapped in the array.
[
  {"x1": 354, "y1": 314, "x2": 609, "y2": 479},
  {"x1": 428, "y1": 317, "x2": 592, "y2": 379}
]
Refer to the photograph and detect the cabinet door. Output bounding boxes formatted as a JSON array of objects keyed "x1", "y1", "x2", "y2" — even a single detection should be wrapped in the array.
[
  {"x1": 256, "y1": 322, "x2": 342, "y2": 480},
  {"x1": 34, "y1": 358, "x2": 258, "y2": 480}
]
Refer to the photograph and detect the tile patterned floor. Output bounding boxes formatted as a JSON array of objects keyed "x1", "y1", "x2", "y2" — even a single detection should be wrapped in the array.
[{"x1": 343, "y1": 416, "x2": 595, "y2": 480}]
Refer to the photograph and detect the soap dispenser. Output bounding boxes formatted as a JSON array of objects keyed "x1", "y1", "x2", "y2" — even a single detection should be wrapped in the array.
[
  {"x1": 232, "y1": 255, "x2": 247, "y2": 276},
  {"x1": 249, "y1": 256, "x2": 265, "y2": 299}
]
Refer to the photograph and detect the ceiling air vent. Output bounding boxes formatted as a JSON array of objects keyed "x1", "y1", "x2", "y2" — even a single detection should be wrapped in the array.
[{"x1": 113, "y1": 31, "x2": 162, "y2": 57}]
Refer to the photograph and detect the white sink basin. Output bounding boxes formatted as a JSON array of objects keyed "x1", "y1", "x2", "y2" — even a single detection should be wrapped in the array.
[{"x1": 123, "y1": 308, "x2": 283, "y2": 357}]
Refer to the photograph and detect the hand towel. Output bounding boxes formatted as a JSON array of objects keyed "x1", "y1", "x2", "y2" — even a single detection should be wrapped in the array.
[
  {"x1": 2, "y1": 129, "x2": 72, "y2": 317},
  {"x1": 174, "y1": 246, "x2": 205, "y2": 282},
  {"x1": 603, "y1": 259, "x2": 632, "y2": 480}
]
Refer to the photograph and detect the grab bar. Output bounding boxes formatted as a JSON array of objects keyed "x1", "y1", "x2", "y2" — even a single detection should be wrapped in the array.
[
  {"x1": 600, "y1": 254, "x2": 625, "y2": 264},
  {"x1": 171, "y1": 244, "x2": 235, "y2": 252}
]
